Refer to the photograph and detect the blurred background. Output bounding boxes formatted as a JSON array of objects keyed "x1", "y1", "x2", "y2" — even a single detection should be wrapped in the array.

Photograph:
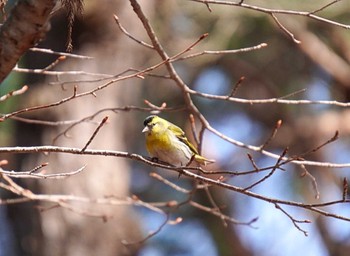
[{"x1": 1, "y1": 0, "x2": 350, "y2": 255}]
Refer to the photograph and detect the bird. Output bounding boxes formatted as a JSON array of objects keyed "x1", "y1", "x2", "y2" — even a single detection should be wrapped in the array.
[{"x1": 142, "y1": 115, "x2": 215, "y2": 166}]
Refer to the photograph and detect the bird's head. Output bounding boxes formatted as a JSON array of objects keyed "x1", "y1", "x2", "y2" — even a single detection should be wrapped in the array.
[{"x1": 142, "y1": 115, "x2": 168, "y2": 135}]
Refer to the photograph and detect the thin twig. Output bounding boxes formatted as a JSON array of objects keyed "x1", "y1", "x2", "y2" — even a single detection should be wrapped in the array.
[
  {"x1": 29, "y1": 47, "x2": 93, "y2": 59},
  {"x1": 203, "y1": 185, "x2": 228, "y2": 227},
  {"x1": 150, "y1": 172, "x2": 191, "y2": 194},
  {"x1": 81, "y1": 116, "x2": 109, "y2": 152},
  {"x1": 189, "y1": 114, "x2": 200, "y2": 149},
  {"x1": 271, "y1": 13, "x2": 301, "y2": 44},
  {"x1": 178, "y1": 43, "x2": 268, "y2": 61},
  {"x1": 300, "y1": 164, "x2": 320, "y2": 199},
  {"x1": 275, "y1": 203, "x2": 310, "y2": 236},
  {"x1": 13, "y1": 67, "x2": 112, "y2": 77},
  {"x1": 144, "y1": 100, "x2": 168, "y2": 113},
  {"x1": 247, "y1": 153, "x2": 260, "y2": 172},
  {"x1": 0, "y1": 86, "x2": 78, "y2": 121},
  {"x1": 342, "y1": 177, "x2": 348, "y2": 201},
  {"x1": 187, "y1": 88, "x2": 350, "y2": 107},
  {"x1": 1, "y1": 165, "x2": 86, "y2": 179},
  {"x1": 190, "y1": 0, "x2": 350, "y2": 29},
  {"x1": 122, "y1": 214, "x2": 171, "y2": 245},
  {"x1": 308, "y1": 0, "x2": 341, "y2": 15},
  {"x1": 204, "y1": 2, "x2": 212, "y2": 12},
  {"x1": 0, "y1": 85, "x2": 28, "y2": 102},
  {"x1": 113, "y1": 14, "x2": 154, "y2": 49},
  {"x1": 244, "y1": 148, "x2": 288, "y2": 191},
  {"x1": 226, "y1": 76, "x2": 245, "y2": 98},
  {"x1": 278, "y1": 88, "x2": 307, "y2": 99},
  {"x1": 301, "y1": 131, "x2": 339, "y2": 156},
  {"x1": 259, "y1": 119, "x2": 282, "y2": 150},
  {"x1": 190, "y1": 201, "x2": 257, "y2": 226},
  {"x1": 29, "y1": 162, "x2": 48, "y2": 174},
  {"x1": 41, "y1": 56, "x2": 65, "y2": 71}
]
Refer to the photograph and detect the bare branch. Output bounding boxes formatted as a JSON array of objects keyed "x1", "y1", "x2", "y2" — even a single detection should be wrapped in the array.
[
  {"x1": 271, "y1": 13, "x2": 301, "y2": 44},
  {"x1": 1, "y1": 145, "x2": 350, "y2": 208},
  {"x1": 113, "y1": 14, "x2": 154, "y2": 49},
  {"x1": 308, "y1": 0, "x2": 341, "y2": 15},
  {"x1": 81, "y1": 116, "x2": 109, "y2": 152},
  {"x1": 259, "y1": 119, "x2": 283, "y2": 151},
  {"x1": 275, "y1": 203, "x2": 310, "y2": 236},
  {"x1": 190, "y1": 0, "x2": 350, "y2": 29},
  {"x1": 187, "y1": 88, "x2": 350, "y2": 107},
  {"x1": 0, "y1": 165, "x2": 86, "y2": 179},
  {"x1": 300, "y1": 164, "x2": 320, "y2": 200},
  {"x1": 122, "y1": 214, "x2": 171, "y2": 245},
  {"x1": 0, "y1": 86, "x2": 79, "y2": 121},
  {"x1": 13, "y1": 67, "x2": 113, "y2": 77},
  {"x1": 243, "y1": 148, "x2": 288, "y2": 191},
  {"x1": 0, "y1": 85, "x2": 28, "y2": 102},
  {"x1": 343, "y1": 178, "x2": 348, "y2": 201},
  {"x1": 190, "y1": 201, "x2": 258, "y2": 226},
  {"x1": 178, "y1": 43, "x2": 268, "y2": 61},
  {"x1": 150, "y1": 172, "x2": 191, "y2": 194},
  {"x1": 29, "y1": 47, "x2": 94, "y2": 59},
  {"x1": 189, "y1": 114, "x2": 200, "y2": 150},
  {"x1": 226, "y1": 76, "x2": 245, "y2": 98}
]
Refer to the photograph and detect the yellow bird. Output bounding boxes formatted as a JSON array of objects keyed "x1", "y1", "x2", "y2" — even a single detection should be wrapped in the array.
[{"x1": 142, "y1": 115, "x2": 215, "y2": 166}]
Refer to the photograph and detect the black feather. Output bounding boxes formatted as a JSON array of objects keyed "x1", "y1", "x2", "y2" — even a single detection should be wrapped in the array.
[{"x1": 143, "y1": 115, "x2": 156, "y2": 126}]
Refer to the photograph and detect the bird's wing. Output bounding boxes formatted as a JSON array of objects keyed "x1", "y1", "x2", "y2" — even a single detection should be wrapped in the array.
[{"x1": 169, "y1": 123, "x2": 199, "y2": 155}]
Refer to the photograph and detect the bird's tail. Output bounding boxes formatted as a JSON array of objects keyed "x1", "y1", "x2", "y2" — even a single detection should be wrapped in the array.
[{"x1": 194, "y1": 154, "x2": 215, "y2": 166}]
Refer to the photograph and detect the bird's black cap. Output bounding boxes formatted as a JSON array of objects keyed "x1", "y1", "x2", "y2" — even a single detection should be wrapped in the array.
[{"x1": 143, "y1": 115, "x2": 156, "y2": 126}]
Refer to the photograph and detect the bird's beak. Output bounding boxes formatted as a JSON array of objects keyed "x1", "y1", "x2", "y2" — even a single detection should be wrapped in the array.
[{"x1": 142, "y1": 126, "x2": 149, "y2": 133}]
